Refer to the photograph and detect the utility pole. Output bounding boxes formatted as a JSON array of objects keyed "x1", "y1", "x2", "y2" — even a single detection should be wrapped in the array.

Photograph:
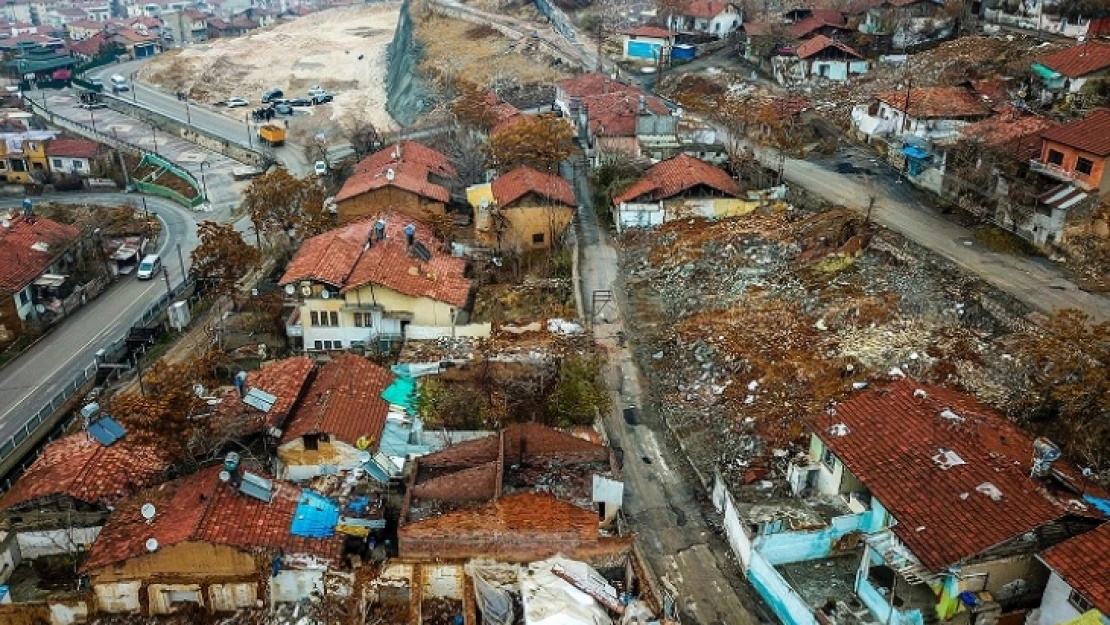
[
  {"x1": 596, "y1": 21, "x2": 604, "y2": 73},
  {"x1": 135, "y1": 352, "x2": 146, "y2": 396},
  {"x1": 177, "y1": 243, "x2": 186, "y2": 282},
  {"x1": 162, "y1": 262, "x2": 172, "y2": 297}
]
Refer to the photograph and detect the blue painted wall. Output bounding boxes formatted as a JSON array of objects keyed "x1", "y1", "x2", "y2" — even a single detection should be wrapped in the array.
[
  {"x1": 626, "y1": 40, "x2": 662, "y2": 59},
  {"x1": 750, "y1": 551, "x2": 821, "y2": 625},
  {"x1": 756, "y1": 511, "x2": 875, "y2": 565}
]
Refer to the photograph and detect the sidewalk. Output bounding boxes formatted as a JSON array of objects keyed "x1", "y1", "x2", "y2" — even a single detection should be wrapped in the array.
[{"x1": 567, "y1": 157, "x2": 763, "y2": 625}]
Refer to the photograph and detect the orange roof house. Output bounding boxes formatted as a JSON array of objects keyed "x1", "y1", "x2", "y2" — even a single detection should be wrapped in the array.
[
  {"x1": 614, "y1": 153, "x2": 742, "y2": 205},
  {"x1": 1035, "y1": 109, "x2": 1110, "y2": 192},
  {"x1": 874, "y1": 87, "x2": 992, "y2": 120},
  {"x1": 472, "y1": 165, "x2": 577, "y2": 251},
  {"x1": 335, "y1": 141, "x2": 456, "y2": 224},
  {"x1": 1035, "y1": 41, "x2": 1110, "y2": 92},
  {"x1": 1039, "y1": 523, "x2": 1110, "y2": 617}
]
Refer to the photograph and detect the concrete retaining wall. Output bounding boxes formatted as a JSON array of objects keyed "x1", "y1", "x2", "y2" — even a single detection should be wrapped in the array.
[{"x1": 99, "y1": 95, "x2": 265, "y2": 167}]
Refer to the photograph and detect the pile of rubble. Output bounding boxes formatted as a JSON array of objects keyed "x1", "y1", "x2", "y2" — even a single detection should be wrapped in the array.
[{"x1": 620, "y1": 209, "x2": 1034, "y2": 489}]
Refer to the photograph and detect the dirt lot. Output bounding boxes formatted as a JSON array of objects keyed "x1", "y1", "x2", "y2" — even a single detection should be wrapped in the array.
[{"x1": 139, "y1": 4, "x2": 400, "y2": 133}]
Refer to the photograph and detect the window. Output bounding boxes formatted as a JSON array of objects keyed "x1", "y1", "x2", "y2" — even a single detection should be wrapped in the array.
[
  {"x1": 19, "y1": 289, "x2": 29, "y2": 305},
  {"x1": 73, "y1": 160, "x2": 83, "y2": 169},
  {"x1": 10, "y1": 160, "x2": 26, "y2": 172},
  {"x1": 532, "y1": 232, "x2": 545, "y2": 244},
  {"x1": 821, "y1": 445, "x2": 838, "y2": 471},
  {"x1": 32, "y1": 162, "x2": 43, "y2": 171},
  {"x1": 1068, "y1": 589, "x2": 1093, "y2": 614},
  {"x1": 310, "y1": 311, "x2": 320, "y2": 326},
  {"x1": 329, "y1": 311, "x2": 339, "y2": 326},
  {"x1": 52, "y1": 158, "x2": 63, "y2": 168},
  {"x1": 313, "y1": 340, "x2": 322, "y2": 350},
  {"x1": 0, "y1": 161, "x2": 7, "y2": 170},
  {"x1": 1047, "y1": 149, "x2": 1064, "y2": 166},
  {"x1": 353, "y1": 312, "x2": 372, "y2": 327},
  {"x1": 303, "y1": 433, "x2": 319, "y2": 451},
  {"x1": 1076, "y1": 157, "x2": 1094, "y2": 176}
]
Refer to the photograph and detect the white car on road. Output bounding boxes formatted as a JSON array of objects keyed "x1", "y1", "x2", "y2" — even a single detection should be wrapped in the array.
[
  {"x1": 314, "y1": 160, "x2": 329, "y2": 176},
  {"x1": 225, "y1": 97, "x2": 250, "y2": 108}
]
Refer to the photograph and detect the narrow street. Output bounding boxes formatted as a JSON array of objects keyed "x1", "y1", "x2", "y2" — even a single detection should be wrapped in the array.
[{"x1": 566, "y1": 156, "x2": 764, "y2": 625}]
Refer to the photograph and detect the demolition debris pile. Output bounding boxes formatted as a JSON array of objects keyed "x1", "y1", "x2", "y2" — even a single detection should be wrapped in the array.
[{"x1": 620, "y1": 209, "x2": 1040, "y2": 490}]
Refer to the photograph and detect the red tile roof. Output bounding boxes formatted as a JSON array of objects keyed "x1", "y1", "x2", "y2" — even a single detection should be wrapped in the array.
[
  {"x1": 624, "y1": 25, "x2": 674, "y2": 38},
  {"x1": 556, "y1": 73, "x2": 640, "y2": 100},
  {"x1": 401, "y1": 491, "x2": 599, "y2": 538},
  {"x1": 789, "y1": 15, "x2": 849, "y2": 38},
  {"x1": 336, "y1": 159, "x2": 450, "y2": 204},
  {"x1": 210, "y1": 357, "x2": 315, "y2": 437},
  {"x1": 808, "y1": 8, "x2": 847, "y2": 24},
  {"x1": 491, "y1": 166, "x2": 576, "y2": 208},
  {"x1": 83, "y1": 465, "x2": 342, "y2": 571},
  {"x1": 1038, "y1": 41, "x2": 1110, "y2": 79},
  {"x1": 959, "y1": 110, "x2": 1056, "y2": 161},
  {"x1": 112, "y1": 26, "x2": 157, "y2": 42},
  {"x1": 677, "y1": 0, "x2": 734, "y2": 18},
  {"x1": 812, "y1": 379, "x2": 1099, "y2": 571},
  {"x1": 279, "y1": 214, "x2": 471, "y2": 307},
  {"x1": 580, "y1": 90, "x2": 670, "y2": 137},
  {"x1": 876, "y1": 87, "x2": 991, "y2": 119},
  {"x1": 47, "y1": 138, "x2": 99, "y2": 159},
  {"x1": 795, "y1": 34, "x2": 861, "y2": 59},
  {"x1": 1039, "y1": 109, "x2": 1110, "y2": 157},
  {"x1": 0, "y1": 215, "x2": 81, "y2": 292},
  {"x1": 1040, "y1": 523, "x2": 1110, "y2": 615},
  {"x1": 743, "y1": 21, "x2": 776, "y2": 36},
  {"x1": 967, "y1": 79, "x2": 1010, "y2": 107},
  {"x1": 70, "y1": 32, "x2": 107, "y2": 57},
  {"x1": 352, "y1": 140, "x2": 456, "y2": 180},
  {"x1": 613, "y1": 154, "x2": 741, "y2": 204},
  {"x1": 280, "y1": 353, "x2": 392, "y2": 447},
  {"x1": 0, "y1": 433, "x2": 168, "y2": 511}
]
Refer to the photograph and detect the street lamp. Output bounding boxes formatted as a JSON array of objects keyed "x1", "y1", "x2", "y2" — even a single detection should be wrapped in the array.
[
  {"x1": 89, "y1": 108, "x2": 96, "y2": 133},
  {"x1": 198, "y1": 161, "x2": 209, "y2": 201},
  {"x1": 184, "y1": 97, "x2": 191, "y2": 125}
]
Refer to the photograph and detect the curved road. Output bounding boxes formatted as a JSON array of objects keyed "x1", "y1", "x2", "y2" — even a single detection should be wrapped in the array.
[{"x1": 0, "y1": 194, "x2": 197, "y2": 445}]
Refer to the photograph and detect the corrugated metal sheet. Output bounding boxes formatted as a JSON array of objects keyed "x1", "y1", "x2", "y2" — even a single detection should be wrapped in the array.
[{"x1": 289, "y1": 490, "x2": 339, "y2": 538}]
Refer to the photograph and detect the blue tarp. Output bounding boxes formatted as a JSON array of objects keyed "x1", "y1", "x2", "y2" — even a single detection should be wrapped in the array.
[
  {"x1": 381, "y1": 375, "x2": 417, "y2": 413},
  {"x1": 1085, "y1": 495, "x2": 1110, "y2": 516},
  {"x1": 289, "y1": 490, "x2": 339, "y2": 538},
  {"x1": 901, "y1": 145, "x2": 931, "y2": 160}
]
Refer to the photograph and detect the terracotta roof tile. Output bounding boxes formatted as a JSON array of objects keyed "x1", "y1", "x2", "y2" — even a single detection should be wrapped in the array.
[
  {"x1": 1040, "y1": 523, "x2": 1110, "y2": 615},
  {"x1": 789, "y1": 15, "x2": 849, "y2": 38},
  {"x1": 281, "y1": 353, "x2": 392, "y2": 447},
  {"x1": 84, "y1": 465, "x2": 343, "y2": 571},
  {"x1": 1039, "y1": 109, "x2": 1110, "y2": 157},
  {"x1": 1038, "y1": 41, "x2": 1110, "y2": 79},
  {"x1": 491, "y1": 166, "x2": 576, "y2": 208},
  {"x1": 959, "y1": 110, "x2": 1056, "y2": 161},
  {"x1": 967, "y1": 79, "x2": 1010, "y2": 107},
  {"x1": 812, "y1": 379, "x2": 1099, "y2": 571},
  {"x1": 351, "y1": 140, "x2": 455, "y2": 180},
  {"x1": 401, "y1": 491, "x2": 599, "y2": 538},
  {"x1": 280, "y1": 214, "x2": 471, "y2": 307},
  {"x1": 556, "y1": 73, "x2": 640, "y2": 100},
  {"x1": 335, "y1": 159, "x2": 450, "y2": 204},
  {"x1": 209, "y1": 356, "x2": 315, "y2": 437},
  {"x1": 0, "y1": 215, "x2": 81, "y2": 292},
  {"x1": 47, "y1": 138, "x2": 99, "y2": 159},
  {"x1": 677, "y1": 0, "x2": 734, "y2": 18},
  {"x1": 795, "y1": 34, "x2": 862, "y2": 59},
  {"x1": 0, "y1": 433, "x2": 169, "y2": 511},
  {"x1": 875, "y1": 87, "x2": 992, "y2": 119},
  {"x1": 624, "y1": 25, "x2": 674, "y2": 38},
  {"x1": 614, "y1": 154, "x2": 741, "y2": 204},
  {"x1": 580, "y1": 90, "x2": 669, "y2": 137}
]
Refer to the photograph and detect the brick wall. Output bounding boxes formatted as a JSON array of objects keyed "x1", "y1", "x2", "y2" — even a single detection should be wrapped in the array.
[
  {"x1": 337, "y1": 187, "x2": 445, "y2": 225},
  {"x1": 412, "y1": 462, "x2": 498, "y2": 501}
]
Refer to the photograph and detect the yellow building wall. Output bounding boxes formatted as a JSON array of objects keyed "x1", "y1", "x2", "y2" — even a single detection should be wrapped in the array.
[
  {"x1": 482, "y1": 203, "x2": 575, "y2": 252},
  {"x1": 297, "y1": 282, "x2": 458, "y2": 331},
  {"x1": 87, "y1": 541, "x2": 258, "y2": 583},
  {"x1": 337, "y1": 187, "x2": 446, "y2": 225},
  {"x1": 663, "y1": 197, "x2": 758, "y2": 220},
  {"x1": 0, "y1": 140, "x2": 49, "y2": 184}
]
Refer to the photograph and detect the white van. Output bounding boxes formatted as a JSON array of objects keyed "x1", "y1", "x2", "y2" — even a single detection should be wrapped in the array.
[
  {"x1": 137, "y1": 254, "x2": 161, "y2": 280},
  {"x1": 110, "y1": 74, "x2": 130, "y2": 91}
]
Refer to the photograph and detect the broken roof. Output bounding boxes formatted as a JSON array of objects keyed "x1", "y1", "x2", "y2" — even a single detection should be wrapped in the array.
[
  {"x1": 491, "y1": 166, "x2": 576, "y2": 208},
  {"x1": 46, "y1": 138, "x2": 99, "y2": 159},
  {"x1": 580, "y1": 90, "x2": 670, "y2": 137},
  {"x1": 83, "y1": 464, "x2": 342, "y2": 571},
  {"x1": 875, "y1": 87, "x2": 991, "y2": 119},
  {"x1": 1039, "y1": 523, "x2": 1110, "y2": 615},
  {"x1": 795, "y1": 35, "x2": 862, "y2": 59},
  {"x1": 676, "y1": 0, "x2": 734, "y2": 18},
  {"x1": 1038, "y1": 109, "x2": 1110, "y2": 157},
  {"x1": 0, "y1": 433, "x2": 168, "y2": 511},
  {"x1": 1037, "y1": 41, "x2": 1110, "y2": 79},
  {"x1": 402, "y1": 491, "x2": 600, "y2": 540},
  {"x1": 812, "y1": 379, "x2": 1100, "y2": 571},
  {"x1": 209, "y1": 356, "x2": 315, "y2": 438},
  {"x1": 0, "y1": 215, "x2": 81, "y2": 292},
  {"x1": 613, "y1": 154, "x2": 742, "y2": 204},
  {"x1": 556, "y1": 72, "x2": 640, "y2": 100},
  {"x1": 958, "y1": 110, "x2": 1056, "y2": 161},
  {"x1": 280, "y1": 353, "x2": 393, "y2": 448},
  {"x1": 279, "y1": 213, "x2": 471, "y2": 307}
]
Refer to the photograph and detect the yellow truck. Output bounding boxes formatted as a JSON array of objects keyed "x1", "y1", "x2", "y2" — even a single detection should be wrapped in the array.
[{"x1": 258, "y1": 123, "x2": 286, "y2": 147}]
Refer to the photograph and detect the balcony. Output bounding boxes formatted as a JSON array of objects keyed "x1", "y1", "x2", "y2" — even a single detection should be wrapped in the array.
[{"x1": 1029, "y1": 159, "x2": 1095, "y2": 191}]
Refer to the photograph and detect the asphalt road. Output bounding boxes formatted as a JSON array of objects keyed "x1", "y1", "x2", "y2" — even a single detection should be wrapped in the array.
[
  {"x1": 0, "y1": 194, "x2": 197, "y2": 444},
  {"x1": 88, "y1": 60, "x2": 312, "y2": 176}
]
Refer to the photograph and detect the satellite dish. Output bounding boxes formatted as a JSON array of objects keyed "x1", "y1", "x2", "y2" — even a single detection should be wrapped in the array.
[
  {"x1": 385, "y1": 168, "x2": 395, "y2": 181},
  {"x1": 140, "y1": 503, "x2": 156, "y2": 520},
  {"x1": 321, "y1": 290, "x2": 331, "y2": 299},
  {"x1": 145, "y1": 538, "x2": 159, "y2": 552},
  {"x1": 301, "y1": 284, "x2": 312, "y2": 297},
  {"x1": 284, "y1": 283, "x2": 295, "y2": 295},
  {"x1": 35, "y1": 304, "x2": 46, "y2": 314},
  {"x1": 219, "y1": 470, "x2": 231, "y2": 483}
]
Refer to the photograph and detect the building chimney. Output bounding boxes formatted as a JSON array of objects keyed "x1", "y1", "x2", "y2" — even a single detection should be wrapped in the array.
[
  {"x1": 375, "y1": 219, "x2": 386, "y2": 242},
  {"x1": 1031, "y1": 437, "x2": 1061, "y2": 478},
  {"x1": 404, "y1": 223, "x2": 416, "y2": 247},
  {"x1": 224, "y1": 451, "x2": 243, "y2": 486},
  {"x1": 603, "y1": 78, "x2": 610, "y2": 94}
]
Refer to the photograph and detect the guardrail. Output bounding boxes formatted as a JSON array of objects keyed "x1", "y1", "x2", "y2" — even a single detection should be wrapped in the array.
[{"x1": 0, "y1": 277, "x2": 195, "y2": 489}]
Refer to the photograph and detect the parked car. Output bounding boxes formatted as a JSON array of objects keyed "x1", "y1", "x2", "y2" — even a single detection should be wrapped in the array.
[
  {"x1": 288, "y1": 98, "x2": 312, "y2": 107},
  {"x1": 226, "y1": 97, "x2": 249, "y2": 108},
  {"x1": 261, "y1": 88, "x2": 284, "y2": 103},
  {"x1": 137, "y1": 254, "x2": 161, "y2": 280},
  {"x1": 274, "y1": 103, "x2": 293, "y2": 115},
  {"x1": 311, "y1": 92, "x2": 333, "y2": 105},
  {"x1": 307, "y1": 85, "x2": 326, "y2": 97},
  {"x1": 314, "y1": 160, "x2": 328, "y2": 176}
]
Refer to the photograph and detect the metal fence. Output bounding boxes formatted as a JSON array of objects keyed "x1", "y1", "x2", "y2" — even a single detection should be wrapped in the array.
[{"x1": 0, "y1": 277, "x2": 195, "y2": 486}]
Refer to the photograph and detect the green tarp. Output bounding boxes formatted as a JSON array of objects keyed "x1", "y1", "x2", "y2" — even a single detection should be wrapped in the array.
[{"x1": 381, "y1": 375, "x2": 416, "y2": 414}]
